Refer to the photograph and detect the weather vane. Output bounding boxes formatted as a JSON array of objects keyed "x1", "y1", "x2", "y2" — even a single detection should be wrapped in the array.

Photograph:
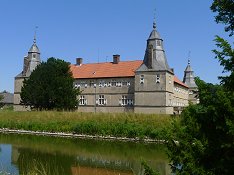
[
  {"x1": 34, "y1": 26, "x2": 38, "y2": 43},
  {"x1": 188, "y1": 51, "x2": 191, "y2": 65},
  {"x1": 153, "y1": 8, "x2": 156, "y2": 29}
]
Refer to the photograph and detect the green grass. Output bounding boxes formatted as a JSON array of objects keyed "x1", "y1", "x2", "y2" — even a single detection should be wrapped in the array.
[{"x1": 0, "y1": 111, "x2": 177, "y2": 140}]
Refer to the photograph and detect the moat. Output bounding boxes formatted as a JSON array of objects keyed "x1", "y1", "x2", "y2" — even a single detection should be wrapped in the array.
[{"x1": 0, "y1": 133, "x2": 170, "y2": 175}]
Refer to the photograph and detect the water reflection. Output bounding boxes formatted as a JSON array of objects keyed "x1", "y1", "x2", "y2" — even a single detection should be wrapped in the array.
[
  {"x1": 0, "y1": 144, "x2": 18, "y2": 174},
  {"x1": 0, "y1": 133, "x2": 170, "y2": 175}
]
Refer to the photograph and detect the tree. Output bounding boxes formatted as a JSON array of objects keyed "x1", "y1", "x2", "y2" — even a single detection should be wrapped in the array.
[
  {"x1": 211, "y1": 0, "x2": 234, "y2": 91},
  {"x1": 213, "y1": 36, "x2": 234, "y2": 91},
  {"x1": 21, "y1": 57, "x2": 79, "y2": 111},
  {"x1": 0, "y1": 94, "x2": 3, "y2": 108},
  {"x1": 166, "y1": 1, "x2": 234, "y2": 174},
  {"x1": 211, "y1": 0, "x2": 234, "y2": 36},
  {"x1": 166, "y1": 79, "x2": 234, "y2": 174}
]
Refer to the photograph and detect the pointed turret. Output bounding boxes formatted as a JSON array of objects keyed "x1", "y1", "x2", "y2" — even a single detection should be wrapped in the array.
[
  {"x1": 183, "y1": 58, "x2": 197, "y2": 88},
  {"x1": 137, "y1": 20, "x2": 171, "y2": 72},
  {"x1": 29, "y1": 40, "x2": 40, "y2": 53},
  {"x1": 22, "y1": 35, "x2": 41, "y2": 76}
]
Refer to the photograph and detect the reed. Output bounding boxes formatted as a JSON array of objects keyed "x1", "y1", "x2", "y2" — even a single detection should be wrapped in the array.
[{"x1": 0, "y1": 111, "x2": 177, "y2": 140}]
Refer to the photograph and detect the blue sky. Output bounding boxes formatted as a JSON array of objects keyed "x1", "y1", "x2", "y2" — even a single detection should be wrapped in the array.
[{"x1": 0, "y1": 0, "x2": 229, "y2": 92}]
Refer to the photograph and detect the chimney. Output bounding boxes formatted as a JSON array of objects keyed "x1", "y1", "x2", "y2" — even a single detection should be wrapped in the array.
[
  {"x1": 76, "y1": 58, "x2": 83, "y2": 66},
  {"x1": 113, "y1": 54, "x2": 120, "y2": 64}
]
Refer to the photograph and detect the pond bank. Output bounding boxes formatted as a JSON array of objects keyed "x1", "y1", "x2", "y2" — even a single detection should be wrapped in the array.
[
  {"x1": 0, "y1": 111, "x2": 178, "y2": 141},
  {"x1": 0, "y1": 128, "x2": 165, "y2": 143}
]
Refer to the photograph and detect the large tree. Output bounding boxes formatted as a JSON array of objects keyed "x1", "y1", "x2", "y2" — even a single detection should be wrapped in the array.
[
  {"x1": 166, "y1": 79, "x2": 234, "y2": 174},
  {"x1": 166, "y1": 1, "x2": 234, "y2": 174},
  {"x1": 21, "y1": 57, "x2": 79, "y2": 111}
]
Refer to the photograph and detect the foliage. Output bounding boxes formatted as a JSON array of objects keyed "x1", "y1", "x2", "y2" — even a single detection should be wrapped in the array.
[
  {"x1": 166, "y1": 80, "x2": 234, "y2": 175},
  {"x1": 211, "y1": 0, "x2": 234, "y2": 91},
  {"x1": 141, "y1": 161, "x2": 160, "y2": 175},
  {"x1": 20, "y1": 57, "x2": 79, "y2": 111},
  {"x1": 211, "y1": 0, "x2": 234, "y2": 36},
  {"x1": 166, "y1": 2, "x2": 234, "y2": 174},
  {"x1": 213, "y1": 36, "x2": 234, "y2": 91},
  {"x1": 0, "y1": 111, "x2": 173, "y2": 140}
]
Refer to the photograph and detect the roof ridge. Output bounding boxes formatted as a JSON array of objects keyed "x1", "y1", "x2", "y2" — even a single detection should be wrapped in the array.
[{"x1": 72, "y1": 60, "x2": 142, "y2": 66}]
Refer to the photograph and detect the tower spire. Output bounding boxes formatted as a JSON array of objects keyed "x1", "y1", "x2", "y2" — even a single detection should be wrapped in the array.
[
  {"x1": 183, "y1": 51, "x2": 197, "y2": 88},
  {"x1": 33, "y1": 26, "x2": 38, "y2": 44},
  {"x1": 136, "y1": 12, "x2": 171, "y2": 72},
  {"x1": 28, "y1": 26, "x2": 40, "y2": 54}
]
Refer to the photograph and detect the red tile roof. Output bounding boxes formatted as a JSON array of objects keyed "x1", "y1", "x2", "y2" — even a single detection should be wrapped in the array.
[
  {"x1": 71, "y1": 60, "x2": 143, "y2": 79},
  {"x1": 71, "y1": 60, "x2": 188, "y2": 89},
  {"x1": 174, "y1": 76, "x2": 188, "y2": 88}
]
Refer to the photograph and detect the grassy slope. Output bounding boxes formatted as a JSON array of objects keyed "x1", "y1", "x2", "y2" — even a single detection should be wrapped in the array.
[{"x1": 0, "y1": 111, "x2": 176, "y2": 140}]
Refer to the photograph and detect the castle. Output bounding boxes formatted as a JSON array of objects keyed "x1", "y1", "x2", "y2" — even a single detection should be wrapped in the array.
[{"x1": 14, "y1": 21, "x2": 198, "y2": 114}]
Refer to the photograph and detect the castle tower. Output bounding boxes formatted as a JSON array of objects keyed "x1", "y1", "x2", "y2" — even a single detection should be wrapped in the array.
[
  {"x1": 134, "y1": 21, "x2": 174, "y2": 114},
  {"x1": 22, "y1": 36, "x2": 41, "y2": 76},
  {"x1": 142, "y1": 21, "x2": 171, "y2": 71},
  {"x1": 14, "y1": 36, "x2": 41, "y2": 111},
  {"x1": 183, "y1": 58, "x2": 199, "y2": 104}
]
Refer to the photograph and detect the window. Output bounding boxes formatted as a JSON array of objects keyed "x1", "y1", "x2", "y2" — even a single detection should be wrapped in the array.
[
  {"x1": 99, "y1": 80, "x2": 104, "y2": 87},
  {"x1": 90, "y1": 81, "x2": 94, "y2": 87},
  {"x1": 111, "y1": 80, "x2": 117, "y2": 86},
  {"x1": 127, "y1": 82, "x2": 131, "y2": 86},
  {"x1": 128, "y1": 99, "x2": 134, "y2": 106},
  {"x1": 120, "y1": 96, "x2": 134, "y2": 106},
  {"x1": 98, "y1": 95, "x2": 107, "y2": 105},
  {"x1": 116, "y1": 82, "x2": 122, "y2": 87},
  {"x1": 122, "y1": 81, "x2": 128, "y2": 86},
  {"x1": 80, "y1": 81, "x2": 86, "y2": 87},
  {"x1": 157, "y1": 40, "x2": 161, "y2": 46},
  {"x1": 79, "y1": 95, "x2": 87, "y2": 105},
  {"x1": 74, "y1": 83, "x2": 80, "y2": 89},
  {"x1": 121, "y1": 95, "x2": 127, "y2": 106},
  {"x1": 156, "y1": 75, "x2": 160, "y2": 83},
  {"x1": 140, "y1": 75, "x2": 144, "y2": 84},
  {"x1": 33, "y1": 54, "x2": 36, "y2": 58},
  {"x1": 169, "y1": 76, "x2": 171, "y2": 84}
]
